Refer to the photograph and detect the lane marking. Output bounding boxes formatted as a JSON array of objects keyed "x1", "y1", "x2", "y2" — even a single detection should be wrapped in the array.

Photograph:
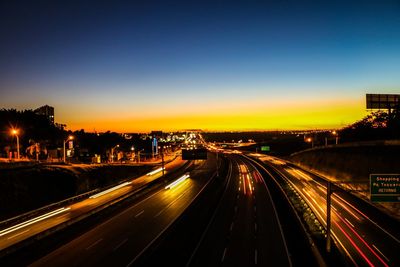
[
  {"x1": 113, "y1": 238, "x2": 128, "y2": 251},
  {"x1": 230, "y1": 222, "x2": 234, "y2": 232},
  {"x1": 154, "y1": 193, "x2": 185, "y2": 218},
  {"x1": 254, "y1": 223, "x2": 257, "y2": 232},
  {"x1": 134, "y1": 210, "x2": 144, "y2": 218},
  {"x1": 255, "y1": 249, "x2": 258, "y2": 265},
  {"x1": 221, "y1": 247, "x2": 227, "y2": 262},
  {"x1": 86, "y1": 238, "x2": 103, "y2": 250}
]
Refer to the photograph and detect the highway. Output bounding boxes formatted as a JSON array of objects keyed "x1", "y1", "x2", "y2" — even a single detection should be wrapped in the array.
[
  {"x1": 29, "y1": 153, "x2": 218, "y2": 267},
  {"x1": 188, "y1": 155, "x2": 292, "y2": 267},
  {"x1": 251, "y1": 153, "x2": 400, "y2": 267},
  {"x1": 0, "y1": 155, "x2": 185, "y2": 251}
]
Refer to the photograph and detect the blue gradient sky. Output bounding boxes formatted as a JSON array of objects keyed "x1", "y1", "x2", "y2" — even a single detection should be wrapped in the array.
[{"x1": 1, "y1": 1, "x2": 399, "y2": 131}]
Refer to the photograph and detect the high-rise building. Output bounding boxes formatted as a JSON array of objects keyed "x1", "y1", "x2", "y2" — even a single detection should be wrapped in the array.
[{"x1": 35, "y1": 105, "x2": 55, "y2": 124}]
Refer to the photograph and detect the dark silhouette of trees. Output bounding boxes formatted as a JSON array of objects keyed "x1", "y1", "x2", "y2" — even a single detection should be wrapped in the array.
[{"x1": 340, "y1": 110, "x2": 400, "y2": 142}]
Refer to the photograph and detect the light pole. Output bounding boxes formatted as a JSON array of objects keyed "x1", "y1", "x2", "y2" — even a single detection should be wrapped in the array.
[
  {"x1": 332, "y1": 131, "x2": 339, "y2": 145},
  {"x1": 306, "y1": 137, "x2": 314, "y2": 148},
  {"x1": 63, "y1": 135, "x2": 74, "y2": 163},
  {"x1": 11, "y1": 129, "x2": 20, "y2": 159},
  {"x1": 111, "y1": 144, "x2": 119, "y2": 163}
]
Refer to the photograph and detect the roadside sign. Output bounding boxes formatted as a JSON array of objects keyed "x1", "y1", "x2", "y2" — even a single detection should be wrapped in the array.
[
  {"x1": 370, "y1": 174, "x2": 400, "y2": 202},
  {"x1": 261, "y1": 146, "x2": 270, "y2": 152}
]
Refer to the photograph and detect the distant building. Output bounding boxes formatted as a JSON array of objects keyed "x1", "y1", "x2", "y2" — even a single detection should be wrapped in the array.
[
  {"x1": 35, "y1": 105, "x2": 54, "y2": 124},
  {"x1": 151, "y1": 131, "x2": 163, "y2": 138}
]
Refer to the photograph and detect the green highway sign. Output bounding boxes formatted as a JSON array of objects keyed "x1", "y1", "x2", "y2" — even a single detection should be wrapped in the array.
[
  {"x1": 261, "y1": 146, "x2": 270, "y2": 152},
  {"x1": 370, "y1": 174, "x2": 400, "y2": 202}
]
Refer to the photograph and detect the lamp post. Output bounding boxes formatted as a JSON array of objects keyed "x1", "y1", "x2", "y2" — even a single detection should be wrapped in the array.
[
  {"x1": 306, "y1": 137, "x2": 314, "y2": 148},
  {"x1": 332, "y1": 131, "x2": 338, "y2": 145},
  {"x1": 111, "y1": 144, "x2": 119, "y2": 163},
  {"x1": 11, "y1": 129, "x2": 20, "y2": 159},
  {"x1": 63, "y1": 135, "x2": 74, "y2": 163}
]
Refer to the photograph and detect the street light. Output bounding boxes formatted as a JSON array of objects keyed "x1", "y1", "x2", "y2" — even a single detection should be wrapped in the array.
[
  {"x1": 332, "y1": 131, "x2": 339, "y2": 145},
  {"x1": 306, "y1": 137, "x2": 314, "y2": 148},
  {"x1": 63, "y1": 135, "x2": 74, "y2": 163},
  {"x1": 111, "y1": 144, "x2": 119, "y2": 163},
  {"x1": 11, "y1": 129, "x2": 20, "y2": 159}
]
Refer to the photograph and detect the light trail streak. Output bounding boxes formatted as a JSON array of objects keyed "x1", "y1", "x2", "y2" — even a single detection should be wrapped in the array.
[
  {"x1": 339, "y1": 215, "x2": 389, "y2": 267},
  {"x1": 146, "y1": 167, "x2": 165, "y2": 176},
  {"x1": 334, "y1": 220, "x2": 375, "y2": 267},
  {"x1": 90, "y1": 182, "x2": 132, "y2": 199},
  {"x1": 247, "y1": 174, "x2": 253, "y2": 194},
  {"x1": 334, "y1": 194, "x2": 400, "y2": 244},
  {"x1": 165, "y1": 174, "x2": 190, "y2": 189},
  {"x1": 0, "y1": 207, "x2": 71, "y2": 237}
]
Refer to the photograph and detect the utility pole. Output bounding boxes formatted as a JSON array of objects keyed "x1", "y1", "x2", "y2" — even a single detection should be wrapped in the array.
[{"x1": 326, "y1": 181, "x2": 332, "y2": 253}]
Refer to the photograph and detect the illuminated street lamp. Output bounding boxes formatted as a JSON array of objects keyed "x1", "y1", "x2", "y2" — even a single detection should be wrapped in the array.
[
  {"x1": 11, "y1": 129, "x2": 20, "y2": 159},
  {"x1": 306, "y1": 137, "x2": 314, "y2": 148},
  {"x1": 63, "y1": 136, "x2": 74, "y2": 163},
  {"x1": 111, "y1": 144, "x2": 119, "y2": 163},
  {"x1": 332, "y1": 131, "x2": 339, "y2": 145}
]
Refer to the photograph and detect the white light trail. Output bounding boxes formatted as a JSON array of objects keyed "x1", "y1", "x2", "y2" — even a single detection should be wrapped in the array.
[
  {"x1": 165, "y1": 174, "x2": 190, "y2": 189},
  {"x1": 90, "y1": 182, "x2": 132, "y2": 199},
  {"x1": 146, "y1": 167, "x2": 165, "y2": 176},
  {"x1": 0, "y1": 207, "x2": 71, "y2": 237}
]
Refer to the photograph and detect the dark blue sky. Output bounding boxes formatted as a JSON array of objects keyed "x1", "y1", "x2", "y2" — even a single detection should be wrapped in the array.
[{"x1": 1, "y1": 1, "x2": 399, "y2": 131}]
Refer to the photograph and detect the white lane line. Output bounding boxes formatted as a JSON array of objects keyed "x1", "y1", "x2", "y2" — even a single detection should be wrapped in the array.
[
  {"x1": 113, "y1": 238, "x2": 128, "y2": 251},
  {"x1": 234, "y1": 206, "x2": 238, "y2": 213},
  {"x1": 254, "y1": 223, "x2": 257, "y2": 232},
  {"x1": 86, "y1": 238, "x2": 103, "y2": 250},
  {"x1": 134, "y1": 210, "x2": 144, "y2": 218},
  {"x1": 221, "y1": 247, "x2": 227, "y2": 262},
  {"x1": 7, "y1": 229, "x2": 30, "y2": 240},
  {"x1": 372, "y1": 244, "x2": 390, "y2": 263},
  {"x1": 255, "y1": 249, "x2": 258, "y2": 265},
  {"x1": 230, "y1": 222, "x2": 234, "y2": 232},
  {"x1": 254, "y1": 206, "x2": 257, "y2": 212},
  {"x1": 153, "y1": 192, "x2": 186, "y2": 218}
]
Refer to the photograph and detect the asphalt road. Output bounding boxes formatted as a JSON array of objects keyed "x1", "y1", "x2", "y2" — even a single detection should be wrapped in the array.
[
  {"x1": 188, "y1": 155, "x2": 292, "y2": 267},
  {"x1": 0, "y1": 156, "x2": 185, "y2": 251},
  {"x1": 252, "y1": 153, "x2": 400, "y2": 267},
  {"x1": 29, "y1": 154, "x2": 217, "y2": 267}
]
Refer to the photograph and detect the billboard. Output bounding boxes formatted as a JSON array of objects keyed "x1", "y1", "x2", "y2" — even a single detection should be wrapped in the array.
[
  {"x1": 366, "y1": 94, "x2": 399, "y2": 109},
  {"x1": 182, "y1": 148, "x2": 208, "y2": 160}
]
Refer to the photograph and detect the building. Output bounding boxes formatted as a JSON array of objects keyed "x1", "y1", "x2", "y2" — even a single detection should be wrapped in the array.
[{"x1": 35, "y1": 105, "x2": 54, "y2": 124}]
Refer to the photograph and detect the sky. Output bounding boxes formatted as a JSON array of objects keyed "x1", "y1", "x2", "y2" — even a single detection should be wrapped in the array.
[{"x1": 0, "y1": 0, "x2": 399, "y2": 132}]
